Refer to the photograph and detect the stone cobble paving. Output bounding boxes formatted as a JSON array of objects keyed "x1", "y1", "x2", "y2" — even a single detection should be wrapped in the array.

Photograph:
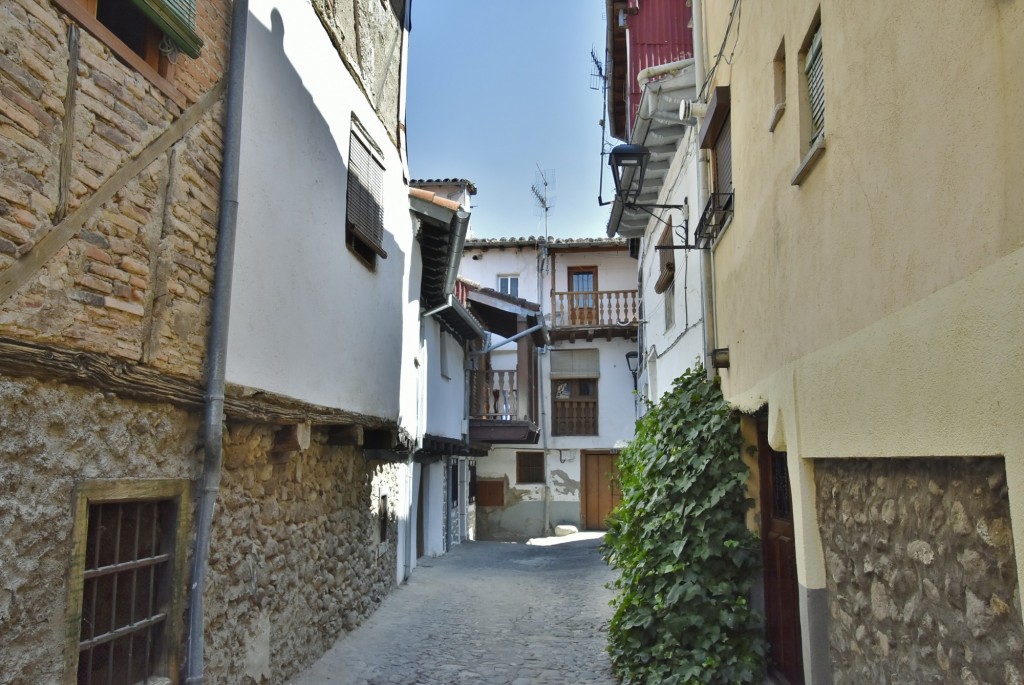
[{"x1": 289, "y1": 533, "x2": 620, "y2": 685}]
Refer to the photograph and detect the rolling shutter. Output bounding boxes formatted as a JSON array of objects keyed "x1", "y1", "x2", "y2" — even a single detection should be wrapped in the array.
[
  {"x1": 805, "y1": 26, "x2": 825, "y2": 144},
  {"x1": 131, "y1": 0, "x2": 204, "y2": 58},
  {"x1": 347, "y1": 133, "x2": 388, "y2": 258},
  {"x1": 549, "y1": 349, "x2": 600, "y2": 380}
]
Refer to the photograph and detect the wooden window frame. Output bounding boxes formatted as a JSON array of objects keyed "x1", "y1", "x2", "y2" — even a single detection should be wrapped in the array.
[
  {"x1": 516, "y1": 451, "x2": 545, "y2": 485},
  {"x1": 53, "y1": 0, "x2": 187, "y2": 108},
  {"x1": 65, "y1": 479, "x2": 191, "y2": 685},
  {"x1": 653, "y1": 223, "x2": 675, "y2": 294}
]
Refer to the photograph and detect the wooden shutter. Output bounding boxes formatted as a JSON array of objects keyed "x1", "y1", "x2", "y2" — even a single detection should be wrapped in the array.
[
  {"x1": 713, "y1": 115, "x2": 733, "y2": 195},
  {"x1": 131, "y1": 0, "x2": 203, "y2": 58},
  {"x1": 654, "y1": 223, "x2": 675, "y2": 294},
  {"x1": 347, "y1": 133, "x2": 387, "y2": 257},
  {"x1": 805, "y1": 26, "x2": 825, "y2": 144}
]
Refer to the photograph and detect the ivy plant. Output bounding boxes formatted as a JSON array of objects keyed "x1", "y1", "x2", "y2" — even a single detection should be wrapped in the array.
[{"x1": 602, "y1": 364, "x2": 765, "y2": 684}]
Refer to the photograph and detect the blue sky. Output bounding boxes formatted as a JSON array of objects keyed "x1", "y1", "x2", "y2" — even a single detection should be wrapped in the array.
[{"x1": 406, "y1": 0, "x2": 612, "y2": 239}]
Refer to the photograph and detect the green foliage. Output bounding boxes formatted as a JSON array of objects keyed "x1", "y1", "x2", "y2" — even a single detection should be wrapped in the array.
[{"x1": 602, "y1": 365, "x2": 766, "y2": 684}]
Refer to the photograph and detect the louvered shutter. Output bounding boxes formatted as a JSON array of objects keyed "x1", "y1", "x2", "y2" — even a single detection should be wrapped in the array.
[
  {"x1": 347, "y1": 134, "x2": 387, "y2": 257},
  {"x1": 714, "y1": 115, "x2": 733, "y2": 195},
  {"x1": 805, "y1": 26, "x2": 825, "y2": 144},
  {"x1": 130, "y1": 0, "x2": 204, "y2": 58}
]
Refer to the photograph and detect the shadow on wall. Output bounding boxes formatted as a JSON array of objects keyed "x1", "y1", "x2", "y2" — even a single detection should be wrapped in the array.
[{"x1": 236, "y1": 8, "x2": 406, "y2": 402}]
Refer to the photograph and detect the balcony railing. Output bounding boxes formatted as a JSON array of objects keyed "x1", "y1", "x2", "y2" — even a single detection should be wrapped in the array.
[
  {"x1": 470, "y1": 370, "x2": 521, "y2": 420},
  {"x1": 550, "y1": 290, "x2": 639, "y2": 328},
  {"x1": 552, "y1": 399, "x2": 598, "y2": 436}
]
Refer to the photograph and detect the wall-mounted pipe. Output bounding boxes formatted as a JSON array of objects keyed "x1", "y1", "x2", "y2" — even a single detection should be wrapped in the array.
[
  {"x1": 637, "y1": 57, "x2": 696, "y2": 89},
  {"x1": 185, "y1": 0, "x2": 247, "y2": 682},
  {"x1": 442, "y1": 209, "x2": 470, "y2": 297}
]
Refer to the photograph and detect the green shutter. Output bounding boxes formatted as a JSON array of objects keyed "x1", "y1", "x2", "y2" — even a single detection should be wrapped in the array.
[{"x1": 130, "y1": 0, "x2": 204, "y2": 59}]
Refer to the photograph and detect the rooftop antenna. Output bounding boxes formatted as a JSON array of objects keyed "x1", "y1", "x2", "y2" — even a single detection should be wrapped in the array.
[
  {"x1": 590, "y1": 47, "x2": 605, "y2": 91},
  {"x1": 531, "y1": 165, "x2": 555, "y2": 243}
]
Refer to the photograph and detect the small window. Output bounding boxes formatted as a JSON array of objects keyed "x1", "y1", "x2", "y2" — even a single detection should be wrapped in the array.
[
  {"x1": 379, "y1": 494, "x2": 389, "y2": 543},
  {"x1": 769, "y1": 38, "x2": 786, "y2": 132},
  {"x1": 450, "y1": 460, "x2": 460, "y2": 507},
  {"x1": 497, "y1": 275, "x2": 519, "y2": 298},
  {"x1": 653, "y1": 223, "x2": 675, "y2": 295},
  {"x1": 516, "y1": 452, "x2": 545, "y2": 484},
  {"x1": 346, "y1": 121, "x2": 388, "y2": 269},
  {"x1": 439, "y1": 331, "x2": 450, "y2": 380},
  {"x1": 804, "y1": 24, "x2": 825, "y2": 146},
  {"x1": 664, "y1": 275, "x2": 675, "y2": 330},
  {"x1": 54, "y1": 0, "x2": 203, "y2": 95},
  {"x1": 468, "y1": 460, "x2": 477, "y2": 504},
  {"x1": 67, "y1": 480, "x2": 190, "y2": 685}
]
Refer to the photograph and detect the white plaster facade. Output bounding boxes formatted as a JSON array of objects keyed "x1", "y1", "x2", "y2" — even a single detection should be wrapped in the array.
[{"x1": 461, "y1": 239, "x2": 639, "y2": 538}]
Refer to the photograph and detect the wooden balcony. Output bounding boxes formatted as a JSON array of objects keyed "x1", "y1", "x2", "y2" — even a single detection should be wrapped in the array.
[
  {"x1": 550, "y1": 289, "x2": 639, "y2": 342},
  {"x1": 468, "y1": 370, "x2": 540, "y2": 444}
]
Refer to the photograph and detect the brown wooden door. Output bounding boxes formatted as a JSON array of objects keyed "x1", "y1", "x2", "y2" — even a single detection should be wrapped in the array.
[
  {"x1": 568, "y1": 266, "x2": 598, "y2": 325},
  {"x1": 758, "y1": 424, "x2": 804, "y2": 685},
  {"x1": 581, "y1": 451, "x2": 621, "y2": 530}
]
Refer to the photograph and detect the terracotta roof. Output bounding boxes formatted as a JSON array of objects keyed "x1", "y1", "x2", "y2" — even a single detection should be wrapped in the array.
[
  {"x1": 409, "y1": 187, "x2": 462, "y2": 213},
  {"x1": 410, "y1": 178, "x2": 478, "y2": 195},
  {"x1": 459, "y1": 277, "x2": 541, "y2": 312},
  {"x1": 464, "y1": 236, "x2": 627, "y2": 249}
]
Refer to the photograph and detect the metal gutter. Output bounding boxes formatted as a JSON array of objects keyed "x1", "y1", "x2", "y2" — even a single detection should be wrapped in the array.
[{"x1": 185, "y1": 0, "x2": 247, "y2": 682}]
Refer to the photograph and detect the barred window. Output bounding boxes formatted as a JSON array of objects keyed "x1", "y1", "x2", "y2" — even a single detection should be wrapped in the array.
[
  {"x1": 516, "y1": 452, "x2": 545, "y2": 484},
  {"x1": 67, "y1": 480, "x2": 190, "y2": 685}
]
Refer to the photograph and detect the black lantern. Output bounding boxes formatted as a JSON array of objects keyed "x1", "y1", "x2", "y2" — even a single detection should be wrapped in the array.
[
  {"x1": 608, "y1": 144, "x2": 651, "y2": 204},
  {"x1": 625, "y1": 350, "x2": 640, "y2": 390}
]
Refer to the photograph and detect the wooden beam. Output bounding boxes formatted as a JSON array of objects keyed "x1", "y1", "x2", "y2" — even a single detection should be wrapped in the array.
[
  {"x1": 327, "y1": 425, "x2": 364, "y2": 447},
  {"x1": 0, "y1": 336, "x2": 396, "y2": 429},
  {"x1": 272, "y1": 422, "x2": 311, "y2": 453}
]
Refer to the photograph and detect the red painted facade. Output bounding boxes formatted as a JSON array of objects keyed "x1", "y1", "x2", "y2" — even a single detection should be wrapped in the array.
[{"x1": 607, "y1": 0, "x2": 694, "y2": 140}]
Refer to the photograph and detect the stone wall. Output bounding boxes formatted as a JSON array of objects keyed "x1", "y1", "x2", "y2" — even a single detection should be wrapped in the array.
[
  {"x1": 205, "y1": 422, "x2": 401, "y2": 685},
  {"x1": 816, "y1": 457, "x2": 1024, "y2": 684},
  {"x1": 0, "y1": 375, "x2": 202, "y2": 685}
]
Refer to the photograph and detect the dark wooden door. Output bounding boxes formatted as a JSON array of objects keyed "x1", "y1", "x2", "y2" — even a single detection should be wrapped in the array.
[
  {"x1": 416, "y1": 466, "x2": 425, "y2": 558},
  {"x1": 758, "y1": 424, "x2": 804, "y2": 684},
  {"x1": 581, "y1": 451, "x2": 621, "y2": 530}
]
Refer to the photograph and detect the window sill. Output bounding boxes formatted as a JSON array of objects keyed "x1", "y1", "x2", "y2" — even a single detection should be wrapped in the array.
[
  {"x1": 768, "y1": 102, "x2": 786, "y2": 133},
  {"x1": 790, "y1": 134, "x2": 826, "y2": 186},
  {"x1": 53, "y1": 0, "x2": 187, "y2": 109}
]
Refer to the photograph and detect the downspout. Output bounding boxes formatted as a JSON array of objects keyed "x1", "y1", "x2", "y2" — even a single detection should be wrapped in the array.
[
  {"x1": 185, "y1": 0, "x2": 247, "y2": 683},
  {"x1": 537, "y1": 244, "x2": 550, "y2": 537},
  {"x1": 691, "y1": 0, "x2": 717, "y2": 379}
]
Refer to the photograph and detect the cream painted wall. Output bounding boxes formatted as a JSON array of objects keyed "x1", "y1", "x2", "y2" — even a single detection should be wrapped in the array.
[
  {"x1": 698, "y1": 0, "x2": 1024, "y2": 669},
  {"x1": 228, "y1": 2, "x2": 412, "y2": 421}
]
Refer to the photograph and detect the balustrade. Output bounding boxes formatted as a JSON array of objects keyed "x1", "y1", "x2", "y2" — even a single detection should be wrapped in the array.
[
  {"x1": 550, "y1": 290, "x2": 639, "y2": 328},
  {"x1": 470, "y1": 370, "x2": 520, "y2": 420}
]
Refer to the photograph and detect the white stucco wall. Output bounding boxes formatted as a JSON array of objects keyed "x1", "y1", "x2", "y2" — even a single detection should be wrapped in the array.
[
  {"x1": 423, "y1": 320, "x2": 466, "y2": 440},
  {"x1": 637, "y1": 131, "x2": 705, "y2": 402},
  {"x1": 461, "y1": 248, "x2": 542, "y2": 303},
  {"x1": 227, "y1": 2, "x2": 413, "y2": 421}
]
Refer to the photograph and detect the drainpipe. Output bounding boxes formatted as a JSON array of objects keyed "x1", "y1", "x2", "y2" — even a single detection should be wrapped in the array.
[
  {"x1": 690, "y1": 0, "x2": 717, "y2": 380},
  {"x1": 184, "y1": 2, "x2": 247, "y2": 683},
  {"x1": 536, "y1": 244, "x2": 551, "y2": 537}
]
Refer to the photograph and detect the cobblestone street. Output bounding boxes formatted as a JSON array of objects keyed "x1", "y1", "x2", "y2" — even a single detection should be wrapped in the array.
[{"x1": 289, "y1": 533, "x2": 619, "y2": 685}]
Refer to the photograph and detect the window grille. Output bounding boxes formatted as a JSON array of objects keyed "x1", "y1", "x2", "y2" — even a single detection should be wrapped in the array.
[
  {"x1": 77, "y1": 499, "x2": 176, "y2": 685},
  {"x1": 346, "y1": 129, "x2": 387, "y2": 263},
  {"x1": 516, "y1": 452, "x2": 545, "y2": 484},
  {"x1": 805, "y1": 26, "x2": 825, "y2": 145}
]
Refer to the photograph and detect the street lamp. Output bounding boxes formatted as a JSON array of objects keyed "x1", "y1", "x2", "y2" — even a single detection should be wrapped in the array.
[
  {"x1": 608, "y1": 144, "x2": 650, "y2": 204},
  {"x1": 625, "y1": 350, "x2": 640, "y2": 391}
]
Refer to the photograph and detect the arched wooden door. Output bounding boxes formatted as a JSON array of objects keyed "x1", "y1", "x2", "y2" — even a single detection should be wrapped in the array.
[{"x1": 758, "y1": 423, "x2": 804, "y2": 684}]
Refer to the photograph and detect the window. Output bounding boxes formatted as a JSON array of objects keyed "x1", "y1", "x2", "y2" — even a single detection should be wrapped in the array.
[
  {"x1": 475, "y1": 480, "x2": 504, "y2": 507},
  {"x1": 653, "y1": 223, "x2": 675, "y2": 294},
  {"x1": 439, "y1": 331, "x2": 450, "y2": 380},
  {"x1": 497, "y1": 275, "x2": 519, "y2": 298},
  {"x1": 468, "y1": 460, "x2": 477, "y2": 504},
  {"x1": 804, "y1": 24, "x2": 825, "y2": 146},
  {"x1": 552, "y1": 379, "x2": 599, "y2": 436},
  {"x1": 769, "y1": 39, "x2": 786, "y2": 132},
  {"x1": 449, "y1": 460, "x2": 460, "y2": 507},
  {"x1": 54, "y1": 0, "x2": 202, "y2": 99},
  {"x1": 516, "y1": 452, "x2": 545, "y2": 484},
  {"x1": 346, "y1": 120, "x2": 388, "y2": 269},
  {"x1": 567, "y1": 266, "x2": 598, "y2": 325},
  {"x1": 379, "y1": 494, "x2": 389, "y2": 543},
  {"x1": 664, "y1": 275, "x2": 675, "y2": 330},
  {"x1": 67, "y1": 480, "x2": 190, "y2": 685},
  {"x1": 791, "y1": 13, "x2": 826, "y2": 185}
]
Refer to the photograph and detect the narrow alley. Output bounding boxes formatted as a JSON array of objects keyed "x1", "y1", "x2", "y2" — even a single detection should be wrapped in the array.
[{"x1": 289, "y1": 534, "x2": 619, "y2": 685}]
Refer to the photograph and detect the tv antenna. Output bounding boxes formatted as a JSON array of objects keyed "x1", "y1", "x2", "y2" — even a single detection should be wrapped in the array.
[
  {"x1": 531, "y1": 166, "x2": 555, "y2": 241},
  {"x1": 590, "y1": 47, "x2": 606, "y2": 91}
]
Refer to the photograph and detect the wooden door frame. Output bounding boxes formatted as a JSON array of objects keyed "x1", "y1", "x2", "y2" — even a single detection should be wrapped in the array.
[
  {"x1": 757, "y1": 419, "x2": 805, "y2": 685},
  {"x1": 579, "y1": 449, "x2": 618, "y2": 530}
]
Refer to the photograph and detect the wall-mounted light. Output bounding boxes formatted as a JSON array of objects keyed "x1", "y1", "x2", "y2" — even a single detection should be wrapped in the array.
[{"x1": 625, "y1": 350, "x2": 640, "y2": 391}]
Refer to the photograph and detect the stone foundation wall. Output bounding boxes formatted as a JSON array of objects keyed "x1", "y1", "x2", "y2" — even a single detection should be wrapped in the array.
[
  {"x1": 0, "y1": 375, "x2": 201, "y2": 685},
  {"x1": 816, "y1": 457, "x2": 1024, "y2": 684},
  {"x1": 205, "y1": 422, "x2": 401, "y2": 685}
]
